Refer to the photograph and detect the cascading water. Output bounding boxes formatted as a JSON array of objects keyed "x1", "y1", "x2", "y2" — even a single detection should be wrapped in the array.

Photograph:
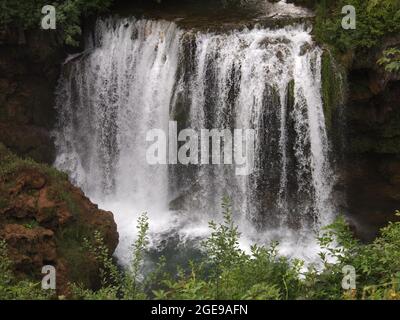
[{"x1": 53, "y1": 17, "x2": 336, "y2": 264}]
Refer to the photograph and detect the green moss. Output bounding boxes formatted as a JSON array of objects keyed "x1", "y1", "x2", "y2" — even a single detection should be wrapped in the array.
[
  {"x1": 286, "y1": 79, "x2": 295, "y2": 110},
  {"x1": 0, "y1": 143, "x2": 67, "y2": 183},
  {"x1": 321, "y1": 52, "x2": 334, "y2": 129},
  {"x1": 320, "y1": 50, "x2": 346, "y2": 132},
  {"x1": 60, "y1": 192, "x2": 81, "y2": 216},
  {"x1": 48, "y1": 184, "x2": 81, "y2": 217},
  {"x1": 23, "y1": 220, "x2": 39, "y2": 230}
]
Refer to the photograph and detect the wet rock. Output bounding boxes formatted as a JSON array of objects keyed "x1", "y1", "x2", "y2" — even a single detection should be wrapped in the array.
[{"x1": 299, "y1": 42, "x2": 313, "y2": 56}]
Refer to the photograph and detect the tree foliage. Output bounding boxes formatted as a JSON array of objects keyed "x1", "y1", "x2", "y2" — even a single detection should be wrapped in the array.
[
  {"x1": 0, "y1": 0, "x2": 114, "y2": 46},
  {"x1": 69, "y1": 202, "x2": 400, "y2": 300},
  {"x1": 314, "y1": 0, "x2": 400, "y2": 52},
  {"x1": 378, "y1": 48, "x2": 400, "y2": 73},
  {"x1": 1, "y1": 204, "x2": 400, "y2": 300}
]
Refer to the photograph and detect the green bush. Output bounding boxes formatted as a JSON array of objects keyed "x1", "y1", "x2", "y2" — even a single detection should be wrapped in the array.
[
  {"x1": 152, "y1": 198, "x2": 303, "y2": 300},
  {"x1": 314, "y1": 0, "x2": 400, "y2": 52},
  {"x1": 71, "y1": 213, "x2": 150, "y2": 300},
  {"x1": 304, "y1": 212, "x2": 400, "y2": 300},
  {"x1": 78, "y1": 203, "x2": 399, "y2": 301},
  {"x1": 1, "y1": 197, "x2": 400, "y2": 300},
  {"x1": 378, "y1": 48, "x2": 400, "y2": 73},
  {"x1": 0, "y1": 0, "x2": 114, "y2": 46}
]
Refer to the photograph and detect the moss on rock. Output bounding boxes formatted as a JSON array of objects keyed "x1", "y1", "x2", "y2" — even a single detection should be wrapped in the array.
[
  {"x1": 0, "y1": 143, "x2": 118, "y2": 294},
  {"x1": 321, "y1": 50, "x2": 345, "y2": 132}
]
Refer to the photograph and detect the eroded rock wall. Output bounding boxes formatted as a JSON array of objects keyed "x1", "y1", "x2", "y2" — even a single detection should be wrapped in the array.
[
  {"x1": 0, "y1": 28, "x2": 65, "y2": 164},
  {"x1": 344, "y1": 38, "x2": 400, "y2": 240}
]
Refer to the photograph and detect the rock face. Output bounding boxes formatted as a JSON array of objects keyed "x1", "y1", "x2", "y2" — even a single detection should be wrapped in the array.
[
  {"x1": 344, "y1": 37, "x2": 400, "y2": 240},
  {"x1": 0, "y1": 28, "x2": 66, "y2": 164},
  {"x1": 0, "y1": 144, "x2": 119, "y2": 294}
]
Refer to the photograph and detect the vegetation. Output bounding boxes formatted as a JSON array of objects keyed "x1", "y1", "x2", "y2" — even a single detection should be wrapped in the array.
[
  {"x1": 2, "y1": 197, "x2": 398, "y2": 300},
  {"x1": 0, "y1": 143, "x2": 116, "y2": 290},
  {"x1": 378, "y1": 48, "x2": 400, "y2": 74},
  {"x1": 69, "y1": 201, "x2": 400, "y2": 300},
  {"x1": 0, "y1": 0, "x2": 262, "y2": 46},
  {"x1": 321, "y1": 50, "x2": 345, "y2": 132},
  {"x1": 0, "y1": 0, "x2": 114, "y2": 46},
  {"x1": 71, "y1": 214, "x2": 150, "y2": 300},
  {"x1": 0, "y1": 143, "x2": 66, "y2": 181},
  {"x1": 2, "y1": 0, "x2": 399, "y2": 54},
  {"x1": 0, "y1": 240, "x2": 51, "y2": 300},
  {"x1": 312, "y1": 0, "x2": 400, "y2": 52}
]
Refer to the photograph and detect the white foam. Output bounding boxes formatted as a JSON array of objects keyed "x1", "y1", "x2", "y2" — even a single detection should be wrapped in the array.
[{"x1": 53, "y1": 18, "x2": 335, "y2": 267}]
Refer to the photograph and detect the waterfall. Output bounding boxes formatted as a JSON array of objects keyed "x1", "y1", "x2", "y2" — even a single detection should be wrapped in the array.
[{"x1": 53, "y1": 18, "x2": 335, "y2": 264}]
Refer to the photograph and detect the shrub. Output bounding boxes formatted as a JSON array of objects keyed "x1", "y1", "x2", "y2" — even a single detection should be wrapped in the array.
[
  {"x1": 304, "y1": 212, "x2": 400, "y2": 300},
  {"x1": 1, "y1": 198, "x2": 399, "y2": 300},
  {"x1": 378, "y1": 48, "x2": 400, "y2": 73},
  {"x1": 71, "y1": 213, "x2": 149, "y2": 300},
  {"x1": 314, "y1": 0, "x2": 400, "y2": 52},
  {"x1": 0, "y1": 240, "x2": 51, "y2": 300},
  {"x1": 0, "y1": 0, "x2": 114, "y2": 46}
]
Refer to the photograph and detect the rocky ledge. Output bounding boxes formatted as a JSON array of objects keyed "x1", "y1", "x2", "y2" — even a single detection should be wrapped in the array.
[{"x1": 0, "y1": 143, "x2": 119, "y2": 295}]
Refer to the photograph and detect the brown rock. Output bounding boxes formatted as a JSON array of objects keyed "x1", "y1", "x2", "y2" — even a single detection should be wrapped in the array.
[
  {"x1": 56, "y1": 206, "x2": 73, "y2": 226},
  {"x1": 0, "y1": 224, "x2": 56, "y2": 275},
  {"x1": 0, "y1": 145, "x2": 119, "y2": 295},
  {"x1": 37, "y1": 188, "x2": 56, "y2": 210},
  {"x1": 18, "y1": 171, "x2": 46, "y2": 190}
]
